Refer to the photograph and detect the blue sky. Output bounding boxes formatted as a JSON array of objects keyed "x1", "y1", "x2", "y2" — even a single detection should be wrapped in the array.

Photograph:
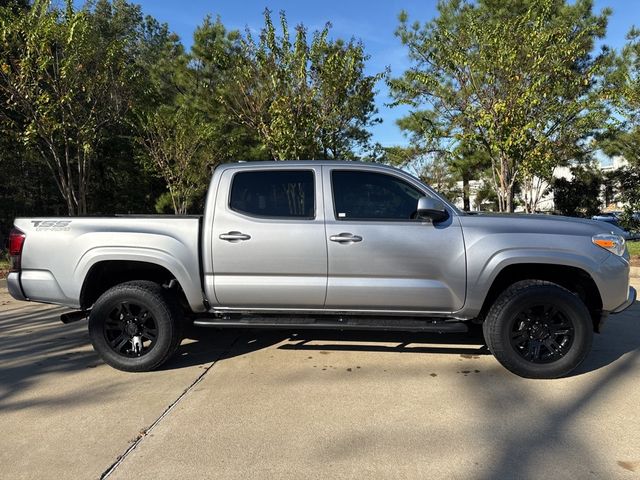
[{"x1": 131, "y1": 0, "x2": 639, "y2": 148}]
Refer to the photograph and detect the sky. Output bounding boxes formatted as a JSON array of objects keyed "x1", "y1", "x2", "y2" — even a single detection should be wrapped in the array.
[{"x1": 128, "y1": 0, "x2": 640, "y2": 148}]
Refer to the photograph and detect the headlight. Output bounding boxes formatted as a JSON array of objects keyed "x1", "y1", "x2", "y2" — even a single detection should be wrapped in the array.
[{"x1": 592, "y1": 233, "x2": 626, "y2": 256}]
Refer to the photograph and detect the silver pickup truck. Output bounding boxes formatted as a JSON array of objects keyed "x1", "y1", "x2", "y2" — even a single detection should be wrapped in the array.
[{"x1": 6, "y1": 161, "x2": 636, "y2": 378}]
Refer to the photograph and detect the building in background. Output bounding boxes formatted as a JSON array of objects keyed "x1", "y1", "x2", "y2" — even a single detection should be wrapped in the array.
[{"x1": 451, "y1": 155, "x2": 629, "y2": 213}]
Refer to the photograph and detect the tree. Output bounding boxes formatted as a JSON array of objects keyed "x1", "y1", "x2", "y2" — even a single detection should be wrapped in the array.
[
  {"x1": 222, "y1": 9, "x2": 381, "y2": 160},
  {"x1": 390, "y1": 0, "x2": 612, "y2": 212},
  {"x1": 445, "y1": 142, "x2": 489, "y2": 211},
  {"x1": 0, "y1": 0, "x2": 139, "y2": 214},
  {"x1": 187, "y1": 15, "x2": 266, "y2": 163},
  {"x1": 383, "y1": 144, "x2": 460, "y2": 202},
  {"x1": 616, "y1": 166, "x2": 640, "y2": 231},
  {"x1": 137, "y1": 105, "x2": 212, "y2": 215},
  {"x1": 552, "y1": 165, "x2": 602, "y2": 217},
  {"x1": 597, "y1": 26, "x2": 640, "y2": 228},
  {"x1": 599, "y1": 26, "x2": 640, "y2": 166},
  {"x1": 599, "y1": 165, "x2": 640, "y2": 231}
]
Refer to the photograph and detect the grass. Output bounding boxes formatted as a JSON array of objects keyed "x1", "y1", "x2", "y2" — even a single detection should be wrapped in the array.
[{"x1": 627, "y1": 240, "x2": 640, "y2": 258}]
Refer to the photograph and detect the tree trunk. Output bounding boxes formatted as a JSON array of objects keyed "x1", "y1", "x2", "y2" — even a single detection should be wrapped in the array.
[
  {"x1": 507, "y1": 186, "x2": 515, "y2": 213},
  {"x1": 496, "y1": 153, "x2": 516, "y2": 213},
  {"x1": 462, "y1": 173, "x2": 470, "y2": 211}
]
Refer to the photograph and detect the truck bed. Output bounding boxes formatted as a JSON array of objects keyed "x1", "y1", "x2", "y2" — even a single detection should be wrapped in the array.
[{"x1": 10, "y1": 216, "x2": 205, "y2": 312}]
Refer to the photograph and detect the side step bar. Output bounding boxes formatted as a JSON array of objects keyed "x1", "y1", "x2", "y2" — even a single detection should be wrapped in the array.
[
  {"x1": 193, "y1": 316, "x2": 468, "y2": 333},
  {"x1": 61, "y1": 310, "x2": 89, "y2": 324}
]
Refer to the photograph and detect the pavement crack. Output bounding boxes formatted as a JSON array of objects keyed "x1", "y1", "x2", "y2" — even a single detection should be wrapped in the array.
[{"x1": 100, "y1": 334, "x2": 241, "y2": 479}]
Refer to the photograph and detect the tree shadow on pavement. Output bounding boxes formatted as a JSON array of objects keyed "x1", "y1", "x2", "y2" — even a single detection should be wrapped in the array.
[
  {"x1": 0, "y1": 304, "x2": 99, "y2": 412},
  {"x1": 470, "y1": 346, "x2": 640, "y2": 479},
  {"x1": 571, "y1": 302, "x2": 640, "y2": 376}
]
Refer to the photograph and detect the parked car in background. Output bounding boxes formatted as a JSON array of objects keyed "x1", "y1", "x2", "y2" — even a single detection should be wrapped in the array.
[{"x1": 591, "y1": 211, "x2": 640, "y2": 240}]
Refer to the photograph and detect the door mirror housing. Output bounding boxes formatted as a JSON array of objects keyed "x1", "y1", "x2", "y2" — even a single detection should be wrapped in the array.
[{"x1": 417, "y1": 196, "x2": 449, "y2": 222}]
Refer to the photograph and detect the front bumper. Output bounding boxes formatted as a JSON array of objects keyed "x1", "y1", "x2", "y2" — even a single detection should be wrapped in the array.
[
  {"x1": 6, "y1": 272, "x2": 27, "y2": 301},
  {"x1": 611, "y1": 286, "x2": 636, "y2": 314}
]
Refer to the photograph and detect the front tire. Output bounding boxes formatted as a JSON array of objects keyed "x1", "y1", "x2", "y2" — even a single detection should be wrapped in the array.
[
  {"x1": 483, "y1": 280, "x2": 593, "y2": 379},
  {"x1": 88, "y1": 281, "x2": 182, "y2": 372}
]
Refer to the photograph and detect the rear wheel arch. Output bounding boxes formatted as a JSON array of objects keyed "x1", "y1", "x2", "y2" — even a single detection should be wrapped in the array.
[{"x1": 80, "y1": 260, "x2": 189, "y2": 312}]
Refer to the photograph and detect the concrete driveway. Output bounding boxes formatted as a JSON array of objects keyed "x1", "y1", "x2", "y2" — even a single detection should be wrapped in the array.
[{"x1": 1, "y1": 284, "x2": 639, "y2": 479}]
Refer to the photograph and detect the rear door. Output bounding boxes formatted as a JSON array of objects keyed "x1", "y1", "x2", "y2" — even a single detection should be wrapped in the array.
[
  {"x1": 211, "y1": 166, "x2": 327, "y2": 308},
  {"x1": 323, "y1": 167, "x2": 466, "y2": 313}
]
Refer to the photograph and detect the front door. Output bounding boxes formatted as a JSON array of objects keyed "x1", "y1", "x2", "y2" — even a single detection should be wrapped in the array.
[
  {"x1": 323, "y1": 167, "x2": 466, "y2": 313},
  {"x1": 211, "y1": 166, "x2": 327, "y2": 308}
]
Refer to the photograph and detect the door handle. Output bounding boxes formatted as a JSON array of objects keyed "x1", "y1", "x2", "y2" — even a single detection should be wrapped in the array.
[
  {"x1": 329, "y1": 233, "x2": 363, "y2": 243},
  {"x1": 219, "y1": 231, "x2": 251, "y2": 242}
]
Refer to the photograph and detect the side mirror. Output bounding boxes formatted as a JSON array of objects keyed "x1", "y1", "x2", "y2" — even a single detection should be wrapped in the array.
[{"x1": 417, "y1": 196, "x2": 449, "y2": 223}]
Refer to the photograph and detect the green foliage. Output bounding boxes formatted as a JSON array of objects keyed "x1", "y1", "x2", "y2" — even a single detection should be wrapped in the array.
[
  {"x1": 474, "y1": 178, "x2": 499, "y2": 212},
  {"x1": 137, "y1": 105, "x2": 213, "y2": 215},
  {"x1": 599, "y1": 164, "x2": 640, "y2": 230},
  {"x1": 0, "y1": 3, "x2": 382, "y2": 232},
  {"x1": 599, "y1": 128, "x2": 640, "y2": 165},
  {"x1": 598, "y1": 26, "x2": 640, "y2": 167},
  {"x1": 222, "y1": 9, "x2": 382, "y2": 160},
  {"x1": 552, "y1": 165, "x2": 603, "y2": 217},
  {"x1": 595, "y1": 23, "x2": 640, "y2": 227},
  {"x1": 185, "y1": 15, "x2": 266, "y2": 163},
  {"x1": 153, "y1": 192, "x2": 175, "y2": 214},
  {"x1": 3, "y1": 0, "x2": 635, "y2": 229},
  {"x1": 380, "y1": 144, "x2": 462, "y2": 204},
  {"x1": 390, "y1": 0, "x2": 613, "y2": 212},
  {"x1": 0, "y1": 0, "x2": 142, "y2": 214},
  {"x1": 614, "y1": 27, "x2": 640, "y2": 123}
]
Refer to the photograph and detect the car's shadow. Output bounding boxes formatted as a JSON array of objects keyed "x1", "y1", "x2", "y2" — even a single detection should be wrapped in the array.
[
  {"x1": 0, "y1": 299, "x2": 636, "y2": 380},
  {"x1": 165, "y1": 304, "x2": 640, "y2": 377},
  {"x1": 163, "y1": 323, "x2": 491, "y2": 371}
]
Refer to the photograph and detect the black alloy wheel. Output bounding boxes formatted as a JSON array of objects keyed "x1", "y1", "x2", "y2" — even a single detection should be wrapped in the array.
[
  {"x1": 483, "y1": 280, "x2": 593, "y2": 379},
  {"x1": 89, "y1": 281, "x2": 183, "y2": 372},
  {"x1": 104, "y1": 301, "x2": 159, "y2": 358},
  {"x1": 509, "y1": 305, "x2": 575, "y2": 364}
]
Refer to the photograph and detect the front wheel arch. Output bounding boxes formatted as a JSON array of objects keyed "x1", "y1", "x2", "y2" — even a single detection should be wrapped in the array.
[{"x1": 478, "y1": 263, "x2": 603, "y2": 331}]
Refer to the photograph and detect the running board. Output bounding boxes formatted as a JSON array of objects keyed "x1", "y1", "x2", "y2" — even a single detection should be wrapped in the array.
[
  {"x1": 193, "y1": 316, "x2": 468, "y2": 333},
  {"x1": 60, "y1": 310, "x2": 89, "y2": 324}
]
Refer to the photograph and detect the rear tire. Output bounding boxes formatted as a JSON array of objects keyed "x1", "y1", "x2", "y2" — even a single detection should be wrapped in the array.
[
  {"x1": 483, "y1": 280, "x2": 593, "y2": 379},
  {"x1": 88, "y1": 281, "x2": 182, "y2": 372}
]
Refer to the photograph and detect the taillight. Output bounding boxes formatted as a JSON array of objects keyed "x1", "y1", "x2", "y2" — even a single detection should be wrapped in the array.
[{"x1": 8, "y1": 228, "x2": 26, "y2": 272}]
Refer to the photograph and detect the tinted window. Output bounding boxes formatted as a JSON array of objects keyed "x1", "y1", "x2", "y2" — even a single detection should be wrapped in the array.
[
  {"x1": 332, "y1": 170, "x2": 423, "y2": 220},
  {"x1": 230, "y1": 170, "x2": 315, "y2": 218}
]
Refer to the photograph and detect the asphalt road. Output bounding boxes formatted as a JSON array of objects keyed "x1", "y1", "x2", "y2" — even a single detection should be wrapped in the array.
[{"x1": 1, "y1": 284, "x2": 639, "y2": 479}]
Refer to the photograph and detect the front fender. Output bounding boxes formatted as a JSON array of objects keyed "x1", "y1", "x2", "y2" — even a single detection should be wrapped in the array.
[{"x1": 460, "y1": 246, "x2": 609, "y2": 317}]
